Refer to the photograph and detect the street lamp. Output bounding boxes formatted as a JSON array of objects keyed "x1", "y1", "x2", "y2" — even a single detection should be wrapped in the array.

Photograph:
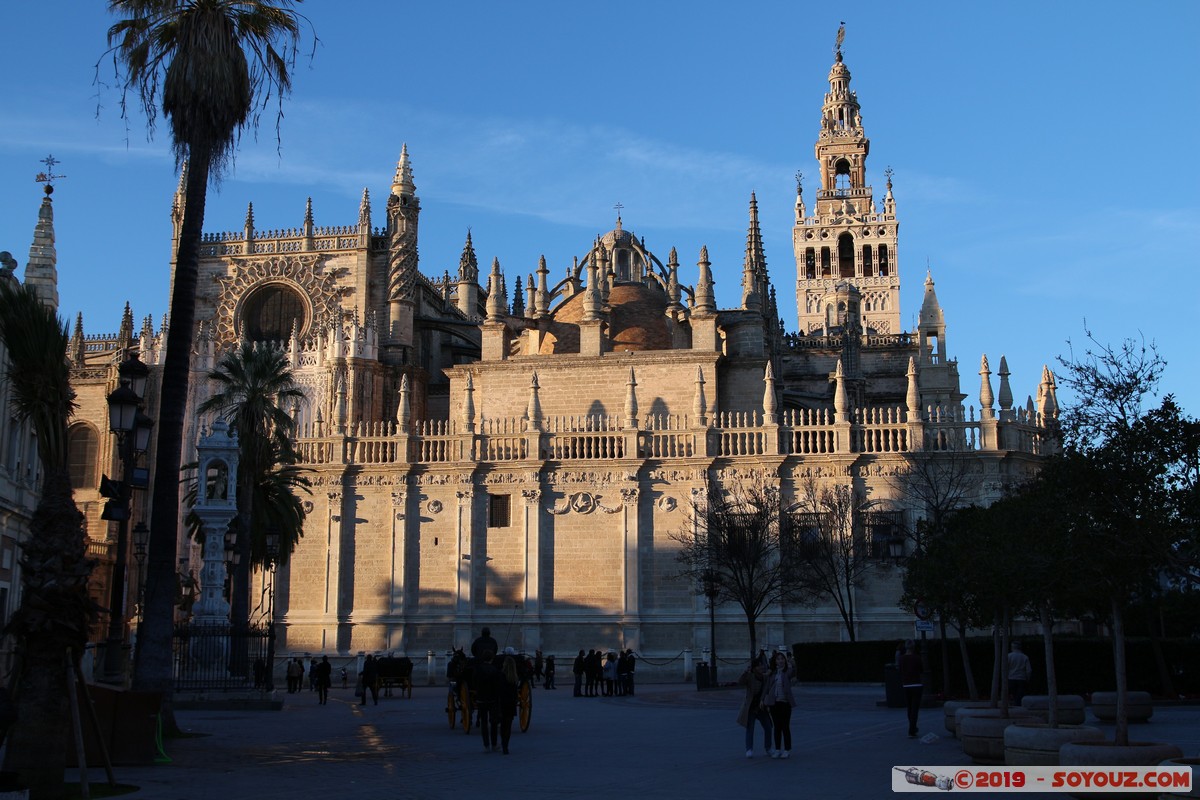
[
  {"x1": 102, "y1": 352, "x2": 154, "y2": 683},
  {"x1": 264, "y1": 531, "x2": 280, "y2": 693},
  {"x1": 887, "y1": 536, "x2": 905, "y2": 564}
]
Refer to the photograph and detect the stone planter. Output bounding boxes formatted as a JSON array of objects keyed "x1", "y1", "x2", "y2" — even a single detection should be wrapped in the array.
[
  {"x1": 1157, "y1": 757, "x2": 1200, "y2": 799},
  {"x1": 1021, "y1": 694, "x2": 1086, "y2": 725},
  {"x1": 1059, "y1": 741, "x2": 1184, "y2": 799},
  {"x1": 954, "y1": 706, "x2": 1034, "y2": 740},
  {"x1": 944, "y1": 700, "x2": 991, "y2": 736},
  {"x1": 1090, "y1": 690, "x2": 1154, "y2": 722},
  {"x1": 1003, "y1": 721, "x2": 1104, "y2": 766},
  {"x1": 961, "y1": 712, "x2": 1035, "y2": 765}
]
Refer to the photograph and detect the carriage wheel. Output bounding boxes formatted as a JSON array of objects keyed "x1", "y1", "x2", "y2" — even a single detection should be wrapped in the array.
[
  {"x1": 460, "y1": 683, "x2": 473, "y2": 734},
  {"x1": 446, "y1": 686, "x2": 458, "y2": 729},
  {"x1": 518, "y1": 680, "x2": 533, "y2": 732}
]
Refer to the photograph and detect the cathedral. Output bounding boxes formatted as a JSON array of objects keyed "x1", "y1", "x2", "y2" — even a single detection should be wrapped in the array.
[{"x1": 44, "y1": 37, "x2": 1057, "y2": 678}]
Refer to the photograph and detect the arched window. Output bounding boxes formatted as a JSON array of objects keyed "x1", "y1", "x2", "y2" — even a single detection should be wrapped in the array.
[
  {"x1": 805, "y1": 249, "x2": 816, "y2": 279},
  {"x1": 834, "y1": 159, "x2": 852, "y2": 191},
  {"x1": 837, "y1": 233, "x2": 855, "y2": 278},
  {"x1": 67, "y1": 424, "x2": 99, "y2": 490},
  {"x1": 820, "y1": 247, "x2": 831, "y2": 276},
  {"x1": 878, "y1": 244, "x2": 890, "y2": 277},
  {"x1": 240, "y1": 283, "x2": 306, "y2": 343},
  {"x1": 861, "y1": 245, "x2": 874, "y2": 277}
]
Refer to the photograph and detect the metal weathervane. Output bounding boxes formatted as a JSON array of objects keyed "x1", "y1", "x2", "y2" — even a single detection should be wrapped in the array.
[{"x1": 35, "y1": 154, "x2": 66, "y2": 192}]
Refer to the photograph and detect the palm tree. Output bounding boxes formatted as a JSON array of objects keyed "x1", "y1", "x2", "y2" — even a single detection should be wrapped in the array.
[
  {"x1": 104, "y1": 0, "x2": 309, "y2": 696},
  {"x1": 199, "y1": 341, "x2": 305, "y2": 633},
  {"x1": 0, "y1": 281, "x2": 96, "y2": 799}
]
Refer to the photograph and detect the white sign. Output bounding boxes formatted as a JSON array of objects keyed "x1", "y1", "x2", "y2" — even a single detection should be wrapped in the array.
[{"x1": 914, "y1": 620, "x2": 935, "y2": 633}]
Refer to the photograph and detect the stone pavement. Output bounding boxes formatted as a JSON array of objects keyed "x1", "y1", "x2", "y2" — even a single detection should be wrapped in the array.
[{"x1": 104, "y1": 683, "x2": 1199, "y2": 799}]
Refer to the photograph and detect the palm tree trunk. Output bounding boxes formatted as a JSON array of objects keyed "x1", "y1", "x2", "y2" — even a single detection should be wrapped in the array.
[
  {"x1": 1040, "y1": 603, "x2": 1059, "y2": 727},
  {"x1": 134, "y1": 151, "x2": 211, "y2": 715},
  {"x1": 956, "y1": 614, "x2": 979, "y2": 700}
]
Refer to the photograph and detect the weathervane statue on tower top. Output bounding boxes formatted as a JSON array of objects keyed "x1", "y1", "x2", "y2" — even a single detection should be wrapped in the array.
[
  {"x1": 835, "y1": 22, "x2": 846, "y2": 59},
  {"x1": 35, "y1": 154, "x2": 66, "y2": 195}
]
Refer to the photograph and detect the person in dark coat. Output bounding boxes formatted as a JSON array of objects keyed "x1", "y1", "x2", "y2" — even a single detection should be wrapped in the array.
[
  {"x1": 471, "y1": 627, "x2": 499, "y2": 659},
  {"x1": 473, "y1": 652, "x2": 503, "y2": 752},
  {"x1": 572, "y1": 650, "x2": 585, "y2": 697},
  {"x1": 315, "y1": 656, "x2": 332, "y2": 705},
  {"x1": 361, "y1": 654, "x2": 380, "y2": 706},
  {"x1": 543, "y1": 654, "x2": 556, "y2": 689},
  {"x1": 497, "y1": 655, "x2": 520, "y2": 754},
  {"x1": 898, "y1": 639, "x2": 923, "y2": 738}
]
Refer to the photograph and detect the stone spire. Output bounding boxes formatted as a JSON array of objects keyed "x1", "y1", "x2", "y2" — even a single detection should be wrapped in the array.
[
  {"x1": 70, "y1": 312, "x2": 85, "y2": 365},
  {"x1": 582, "y1": 241, "x2": 603, "y2": 322},
  {"x1": 359, "y1": 187, "x2": 372, "y2": 227},
  {"x1": 906, "y1": 357, "x2": 921, "y2": 419},
  {"x1": 979, "y1": 354, "x2": 995, "y2": 420},
  {"x1": 534, "y1": 255, "x2": 550, "y2": 318},
  {"x1": 303, "y1": 196, "x2": 314, "y2": 236},
  {"x1": 391, "y1": 143, "x2": 417, "y2": 199},
  {"x1": 485, "y1": 258, "x2": 505, "y2": 322},
  {"x1": 793, "y1": 172, "x2": 806, "y2": 222},
  {"x1": 117, "y1": 302, "x2": 135, "y2": 352},
  {"x1": 463, "y1": 374, "x2": 476, "y2": 433},
  {"x1": 526, "y1": 372, "x2": 543, "y2": 431},
  {"x1": 244, "y1": 202, "x2": 255, "y2": 241},
  {"x1": 741, "y1": 193, "x2": 764, "y2": 313},
  {"x1": 917, "y1": 270, "x2": 946, "y2": 362},
  {"x1": 458, "y1": 231, "x2": 480, "y2": 283},
  {"x1": 693, "y1": 366, "x2": 708, "y2": 427},
  {"x1": 396, "y1": 374, "x2": 412, "y2": 429},
  {"x1": 1038, "y1": 366, "x2": 1059, "y2": 423},
  {"x1": 23, "y1": 186, "x2": 59, "y2": 310},
  {"x1": 883, "y1": 167, "x2": 896, "y2": 215},
  {"x1": 833, "y1": 358, "x2": 848, "y2": 420},
  {"x1": 997, "y1": 355, "x2": 1014, "y2": 414},
  {"x1": 666, "y1": 247, "x2": 683, "y2": 314},
  {"x1": 624, "y1": 368, "x2": 639, "y2": 429},
  {"x1": 512, "y1": 278, "x2": 526, "y2": 318},
  {"x1": 694, "y1": 245, "x2": 715, "y2": 314},
  {"x1": 763, "y1": 361, "x2": 778, "y2": 425}
]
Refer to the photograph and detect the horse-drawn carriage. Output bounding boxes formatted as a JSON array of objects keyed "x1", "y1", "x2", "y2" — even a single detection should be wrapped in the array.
[
  {"x1": 375, "y1": 655, "x2": 413, "y2": 698},
  {"x1": 445, "y1": 648, "x2": 533, "y2": 733}
]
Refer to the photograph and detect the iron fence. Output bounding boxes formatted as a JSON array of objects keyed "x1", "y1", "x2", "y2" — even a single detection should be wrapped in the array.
[{"x1": 172, "y1": 622, "x2": 271, "y2": 692}]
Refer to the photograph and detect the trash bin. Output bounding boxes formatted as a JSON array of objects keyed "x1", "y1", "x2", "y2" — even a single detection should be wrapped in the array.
[
  {"x1": 884, "y1": 663, "x2": 904, "y2": 708},
  {"x1": 696, "y1": 662, "x2": 710, "y2": 691}
]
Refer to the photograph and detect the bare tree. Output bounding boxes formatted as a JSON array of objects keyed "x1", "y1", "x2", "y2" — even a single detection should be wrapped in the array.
[
  {"x1": 673, "y1": 477, "x2": 797, "y2": 659},
  {"x1": 788, "y1": 477, "x2": 880, "y2": 642}
]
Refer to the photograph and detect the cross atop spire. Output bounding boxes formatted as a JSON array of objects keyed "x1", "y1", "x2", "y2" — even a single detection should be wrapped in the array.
[{"x1": 35, "y1": 154, "x2": 66, "y2": 194}]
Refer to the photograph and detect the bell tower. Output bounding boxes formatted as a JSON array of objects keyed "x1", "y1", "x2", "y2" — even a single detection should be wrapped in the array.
[{"x1": 793, "y1": 26, "x2": 901, "y2": 336}]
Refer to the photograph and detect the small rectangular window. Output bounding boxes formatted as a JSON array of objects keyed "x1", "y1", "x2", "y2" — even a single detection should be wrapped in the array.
[{"x1": 488, "y1": 494, "x2": 511, "y2": 528}]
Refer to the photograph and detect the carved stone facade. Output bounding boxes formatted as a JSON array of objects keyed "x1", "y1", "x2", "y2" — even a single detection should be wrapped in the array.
[{"x1": 56, "y1": 40, "x2": 1060, "y2": 674}]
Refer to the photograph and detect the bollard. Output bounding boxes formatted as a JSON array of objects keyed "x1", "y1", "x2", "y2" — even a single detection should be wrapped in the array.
[
  {"x1": 683, "y1": 648, "x2": 693, "y2": 682},
  {"x1": 426, "y1": 649, "x2": 436, "y2": 685}
]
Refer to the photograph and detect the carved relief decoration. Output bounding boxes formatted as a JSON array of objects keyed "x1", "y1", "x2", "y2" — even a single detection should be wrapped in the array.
[
  {"x1": 656, "y1": 496, "x2": 677, "y2": 513},
  {"x1": 547, "y1": 492, "x2": 622, "y2": 515},
  {"x1": 543, "y1": 470, "x2": 638, "y2": 485},
  {"x1": 213, "y1": 255, "x2": 350, "y2": 344},
  {"x1": 427, "y1": 499, "x2": 443, "y2": 515},
  {"x1": 521, "y1": 489, "x2": 541, "y2": 506}
]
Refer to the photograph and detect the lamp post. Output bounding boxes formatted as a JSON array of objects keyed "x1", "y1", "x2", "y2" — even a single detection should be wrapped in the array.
[
  {"x1": 102, "y1": 352, "x2": 153, "y2": 683},
  {"x1": 265, "y1": 531, "x2": 279, "y2": 693}
]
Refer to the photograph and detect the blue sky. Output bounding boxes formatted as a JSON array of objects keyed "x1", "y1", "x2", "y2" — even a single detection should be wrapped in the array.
[{"x1": 1, "y1": 2, "x2": 1197, "y2": 414}]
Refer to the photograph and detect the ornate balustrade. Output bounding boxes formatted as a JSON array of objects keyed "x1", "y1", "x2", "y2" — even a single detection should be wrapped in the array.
[{"x1": 291, "y1": 403, "x2": 1043, "y2": 468}]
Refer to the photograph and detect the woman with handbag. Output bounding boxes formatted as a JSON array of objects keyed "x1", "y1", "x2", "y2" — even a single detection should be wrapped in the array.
[
  {"x1": 762, "y1": 650, "x2": 798, "y2": 758},
  {"x1": 736, "y1": 654, "x2": 774, "y2": 758}
]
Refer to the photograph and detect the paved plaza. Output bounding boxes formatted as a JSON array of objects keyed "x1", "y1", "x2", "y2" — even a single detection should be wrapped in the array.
[{"x1": 105, "y1": 682, "x2": 1199, "y2": 799}]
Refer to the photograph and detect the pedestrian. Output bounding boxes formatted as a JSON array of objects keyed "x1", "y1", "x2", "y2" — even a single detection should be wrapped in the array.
[
  {"x1": 498, "y1": 655, "x2": 519, "y2": 755},
  {"x1": 473, "y1": 651, "x2": 502, "y2": 753},
  {"x1": 737, "y1": 654, "x2": 774, "y2": 758},
  {"x1": 471, "y1": 627, "x2": 498, "y2": 659},
  {"x1": 572, "y1": 650, "x2": 585, "y2": 697},
  {"x1": 533, "y1": 649, "x2": 544, "y2": 681},
  {"x1": 286, "y1": 657, "x2": 303, "y2": 693},
  {"x1": 898, "y1": 639, "x2": 923, "y2": 738},
  {"x1": 602, "y1": 652, "x2": 618, "y2": 696},
  {"x1": 1007, "y1": 641, "x2": 1032, "y2": 707},
  {"x1": 762, "y1": 650, "x2": 798, "y2": 758},
  {"x1": 340, "y1": 666, "x2": 348, "y2": 690},
  {"x1": 252, "y1": 657, "x2": 266, "y2": 690},
  {"x1": 585, "y1": 649, "x2": 602, "y2": 696},
  {"x1": 623, "y1": 649, "x2": 636, "y2": 696},
  {"x1": 544, "y1": 654, "x2": 556, "y2": 689},
  {"x1": 308, "y1": 657, "x2": 318, "y2": 691},
  {"x1": 361, "y1": 654, "x2": 380, "y2": 706},
  {"x1": 315, "y1": 655, "x2": 332, "y2": 705}
]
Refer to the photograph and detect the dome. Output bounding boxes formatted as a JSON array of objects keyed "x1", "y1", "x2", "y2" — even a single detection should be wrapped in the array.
[{"x1": 539, "y1": 282, "x2": 672, "y2": 355}]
